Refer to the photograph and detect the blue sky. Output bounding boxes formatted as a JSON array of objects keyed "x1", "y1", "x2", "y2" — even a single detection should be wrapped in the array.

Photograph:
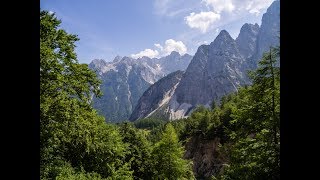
[{"x1": 40, "y1": 0, "x2": 275, "y2": 64}]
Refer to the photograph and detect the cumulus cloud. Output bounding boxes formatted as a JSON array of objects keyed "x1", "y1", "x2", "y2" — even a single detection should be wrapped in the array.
[
  {"x1": 154, "y1": 43, "x2": 163, "y2": 51},
  {"x1": 131, "y1": 49, "x2": 159, "y2": 59},
  {"x1": 131, "y1": 39, "x2": 187, "y2": 59},
  {"x1": 162, "y1": 39, "x2": 187, "y2": 56},
  {"x1": 185, "y1": 11, "x2": 221, "y2": 33},
  {"x1": 202, "y1": 0, "x2": 235, "y2": 13}
]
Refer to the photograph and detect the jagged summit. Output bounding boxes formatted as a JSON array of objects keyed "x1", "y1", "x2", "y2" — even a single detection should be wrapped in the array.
[
  {"x1": 88, "y1": 51, "x2": 193, "y2": 122},
  {"x1": 91, "y1": 59, "x2": 106, "y2": 64},
  {"x1": 236, "y1": 23, "x2": 260, "y2": 59},
  {"x1": 210, "y1": 30, "x2": 234, "y2": 47},
  {"x1": 112, "y1": 55, "x2": 122, "y2": 63},
  {"x1": 239, "y1": 23, "x2": 259, "y2": 34},
  {"x1": 169, "y1": 51, "x2": 180, "y2": 56}
]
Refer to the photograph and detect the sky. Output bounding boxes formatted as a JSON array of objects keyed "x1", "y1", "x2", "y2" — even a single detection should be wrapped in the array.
[{"x1": 40, "y1": 0, "x2": 275, "y2": 64}]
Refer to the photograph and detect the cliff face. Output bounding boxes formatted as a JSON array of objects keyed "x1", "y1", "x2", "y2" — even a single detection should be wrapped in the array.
[
  {"x1": 129, "y1": 70, "x2": 184, "y2": 121},
  {"x1": 253, "y1": 0, "x2": 280, "y2": 66},
  {"x1": 236, "y1": 23, "x2": 260, "y2": 60},
  {"x1": 184, "y1": 136, "x2": 227, "y2": 179},
  {"x1": 169, "y1": 30, "x2": 247, "y2": 119}
]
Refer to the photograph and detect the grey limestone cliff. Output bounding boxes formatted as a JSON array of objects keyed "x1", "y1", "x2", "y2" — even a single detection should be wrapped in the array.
[{"x1": 129, "y1": 70, "x2": 184, "y2": 121}]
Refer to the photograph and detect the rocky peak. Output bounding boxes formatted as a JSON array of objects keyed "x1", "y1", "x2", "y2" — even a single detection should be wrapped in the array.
[
  {"x1": 88, "y1": 59, "x2": 109, "y2": 74},
  {"x1": 210, "y1": 30, "x2": 234, "y2": 48},
  {"x1": 240, "y1": 23, "x2": 259, "y2": 32},
  {"x1": 90, "y1": 59, "x2": 107, "y2": 66},
  {"x1": 236, "y1": 23, "x2": 260, "y2": 59},
  {"x1": 169, "y1": 51, "x2": 180, "y2": 57},
  {"x1": 171, "y1": 29, "x2": 245, "y2": 116},
  {"x1": 112, "y1": 55, "x2": 122, "y2": 63}
]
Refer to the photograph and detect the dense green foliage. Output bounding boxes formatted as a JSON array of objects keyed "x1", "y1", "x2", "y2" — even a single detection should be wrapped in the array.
[
  {"x1": 118, "y1": 122, "x2": 152, "y2": 180},
  {"x1": 133, "y1": 118, "x2": 165, "y2": 130}
]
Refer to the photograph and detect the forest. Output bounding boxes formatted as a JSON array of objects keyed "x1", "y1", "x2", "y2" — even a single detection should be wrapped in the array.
[{"x1": 40, "y1": 10, "x2": 279, "y2": 180}]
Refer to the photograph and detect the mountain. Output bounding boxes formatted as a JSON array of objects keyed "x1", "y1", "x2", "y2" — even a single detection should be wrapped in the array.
[
  {"x1": 89, "y1": 52, "x2": 192, "y2": 122},
  {"x1": 173, "y1": 30, "x2": 247, "y2": 108},
  {"x1": 130, "y1": 0, "x2": 280, "y2": 121},
  {"x1": 131, "y1": 31, "x2": 248, "y2": 121},
  {"x1": 129, "y1": 70, "x2": 184, "y2": 121}
]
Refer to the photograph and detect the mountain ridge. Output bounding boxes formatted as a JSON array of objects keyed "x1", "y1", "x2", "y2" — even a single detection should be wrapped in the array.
[
  {"x1": 130, "y1": 0, "x2": 280, "y2": 121},
  {"x1": 89, "y1": 52, "x2": 193, "y2": 122}
]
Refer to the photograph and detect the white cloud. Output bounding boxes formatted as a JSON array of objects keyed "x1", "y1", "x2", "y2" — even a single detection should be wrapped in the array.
[
  {"x1": 185, "y1": 11, "x2": 221, "y2": 33},
  {"x1": 131, "y1": 49, "x2": 159, "y2": 59},
  {"x1": 162, "y1": 39, "x2": 187, "y2": 56},
  {"x1": 154, "y1": 43, "x2": 163, "y2": 51},
  {"x1": 131, "y1": 39, "x2": 187, "y2": 59},
  {"x1": 202, "y1": 0, "x2": 235, "y2": 13},
  {"x1": 238, "y1": 0, "x2": 274, "y2": 15}
]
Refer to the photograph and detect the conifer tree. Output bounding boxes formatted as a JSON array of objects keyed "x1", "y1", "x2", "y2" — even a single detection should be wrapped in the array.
[{"x1": 151, "y1": 124, "x2": 194, "y2": 179}]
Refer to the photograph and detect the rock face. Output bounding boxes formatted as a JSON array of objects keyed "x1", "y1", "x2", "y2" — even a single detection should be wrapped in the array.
[
  {"x1": 236, "y1": 23, "x2": 260, "y2": 60},
  {"x1": 253, "y1": 0, "x2": 280, "y2": 66},
  {"x1": 130, "y1": 0, "x2": 279, "y2": 121},
  {"x1": 184, "y1": 136, "x2": 226, "y2": 179},
  {"x1": 170, "y1": 30, "x2": 247, "y2": 119},
  {"x1": 129, "y1": 70, "x2": 184, "y2": 121},
  {"x1": 89, "y1": 52, "x2": 192, "y2": 122}
]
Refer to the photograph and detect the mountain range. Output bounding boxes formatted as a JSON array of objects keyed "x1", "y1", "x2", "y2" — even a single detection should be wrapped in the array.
[
  {"x1": 89, "y1": 52, "x2": 193, "y2": 122},
  {"x1": 130, "y1": 0, "x2": 280, "y2": 121}
]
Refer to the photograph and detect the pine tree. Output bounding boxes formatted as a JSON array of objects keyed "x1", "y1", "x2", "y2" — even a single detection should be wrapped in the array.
[{"x1": 151, "y1": 123, "x2": 194, "y2": 180}]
